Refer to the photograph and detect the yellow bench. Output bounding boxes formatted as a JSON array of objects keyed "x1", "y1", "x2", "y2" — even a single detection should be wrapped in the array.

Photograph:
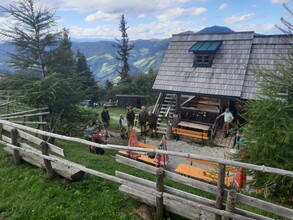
[
  {"x1": 118, "y1": 142, "x2": 158, "y2": 165},
  {"x1": 172, "y1": 127, "x2": 209, "y2": 144},
  {"x1": 175, "y1": 163, "x2": 234, "y2": 187}
]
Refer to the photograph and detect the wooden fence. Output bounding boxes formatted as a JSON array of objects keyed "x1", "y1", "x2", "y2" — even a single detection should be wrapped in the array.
[{"x1": 0, "y1": 120, "x2": 292, "y2": 220}]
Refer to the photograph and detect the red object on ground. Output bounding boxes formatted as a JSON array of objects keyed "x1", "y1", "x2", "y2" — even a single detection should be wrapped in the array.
[
  {"x1": 234, "y1": 167, "x2": 246, "y2": 189},
  {"x1": 154, "y1": 135, "x2": 169, "y2": 167},
  {"x1": 126, "y1": 129, "x2": 141, "y2": 159},
  {"x1": 234, "y1": 153, "x2": 247, "y2": 189}
]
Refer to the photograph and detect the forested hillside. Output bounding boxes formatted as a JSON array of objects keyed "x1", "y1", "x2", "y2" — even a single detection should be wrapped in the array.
[{"x1": 0, "y1": 39, "x2": 169, "y2": 84}]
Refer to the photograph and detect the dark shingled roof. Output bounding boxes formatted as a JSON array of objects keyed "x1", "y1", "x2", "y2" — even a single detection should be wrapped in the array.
[{"x1": 152, "y1": 32, "x2": 293, "y2": 99}]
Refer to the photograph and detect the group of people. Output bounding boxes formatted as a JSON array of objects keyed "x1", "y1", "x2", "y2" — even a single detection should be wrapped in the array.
[
  {"x1": 119, "y1": 105, "x2": 158, "y2": 139},
  {"x1": 138, "y1": 106, "x2": 158, "y2": 138}
]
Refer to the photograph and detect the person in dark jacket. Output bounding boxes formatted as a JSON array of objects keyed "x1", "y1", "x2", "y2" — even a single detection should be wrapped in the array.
[
  {"x1": 138, "y1": 106, "x2": 148, "y2": 136},
  {"x1": 147, "y1": 111, "x2": 158, "y2": 138},
  {"x1": 126, "y1": 106, "x2": 135, "y2": 136},
  {"x1": 101, "y1": 106, "x2": 110, "y2": 138}
]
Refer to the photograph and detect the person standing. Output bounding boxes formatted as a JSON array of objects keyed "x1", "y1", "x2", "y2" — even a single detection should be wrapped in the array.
[
  {"x1": 216, "y1": 107, "x2": 234, "y2": 138},
  {"x1": 119, "y1": 114, "x2": 126, "y2": 139},
  {"x1": 126, "y1": 106, "x2": 135, "y2": 136},
  {"x1": 138, "y1": 106, "x2": 148, "y2": 136},
  {"x1": 147, "y1": 111, "x2": 158, "y2": 138},
  {"x1": 169, "y1": 112, "x2": 181, "y2": 140},
  {"x1": 101, "y1": 106, "x2": 110, "y2": 138}
]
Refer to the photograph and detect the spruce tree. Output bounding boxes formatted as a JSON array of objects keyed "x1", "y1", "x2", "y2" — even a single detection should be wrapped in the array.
[
  {"x1": 241, "y1": 53, "x2": 293, "y2": 202},
  {"x1": 0, "y1": 0, "x2": 60, "y2": 78},
  {"x1": 75, "y1": 50, "x2": 99, "y2": 101},
  {"x1": 113, "y1": 14, "x2": 134, "y2": 82}
]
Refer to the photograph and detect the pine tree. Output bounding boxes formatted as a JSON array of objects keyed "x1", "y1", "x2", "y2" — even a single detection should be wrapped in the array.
[
  {"x1": 113, "y1": 14, "x2": 134, "y2": 81},
  {"x1": 0, "y1": 0, "x2": 60, "y2": 78}
]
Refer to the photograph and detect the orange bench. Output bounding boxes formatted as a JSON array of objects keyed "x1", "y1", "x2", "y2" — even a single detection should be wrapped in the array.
[
  {"x1": 186, "y1": 158, "x2": 237, "y2": 173},
  {"x1": 175, "y1": 163, "x2": 234, "y2": 187},
  {"x1": 172, "y1": 127, "x2": 209, "y2": 144},
  {"x1": 118, "y1": 142, "x2": 158, "y2": 165}
]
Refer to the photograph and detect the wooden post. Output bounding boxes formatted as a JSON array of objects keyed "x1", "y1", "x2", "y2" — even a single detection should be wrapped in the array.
[
  {"x1": 166, "y1": 121, "x2": 173, "y2": 140},
  {"x1": 6, "y1": 102, "x2": 9, "y2": 114},
  {"x1": 176, "y1": 94, "x2": 181, "y2": 115},
  {"x1": 215, "y1": 163, "x2": 226, "y2": 220},
  {"x1": 11, "y1": 128, "x2": 21, "y2": 165},
  {"x1": 156, "y1": 168, "x2": 164, "y2": 220},
  {"x1": 224, "y1": 189, "x2": 237, "y2": 220},
  {"x1": 41, "y1": 141, "x2": 54, "y2": 176}
]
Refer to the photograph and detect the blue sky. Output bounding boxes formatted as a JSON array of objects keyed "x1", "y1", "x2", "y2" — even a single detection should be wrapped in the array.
[{"x1": 1, "y1": 0, "x2": 293, "y2": 41}]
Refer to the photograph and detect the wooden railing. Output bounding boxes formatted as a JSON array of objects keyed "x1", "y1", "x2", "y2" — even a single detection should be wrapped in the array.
[{"x1": 0, "y1": 120, "x2": 292, "y2": 220}]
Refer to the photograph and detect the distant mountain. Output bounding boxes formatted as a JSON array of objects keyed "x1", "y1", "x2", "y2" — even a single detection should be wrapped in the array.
[
  {"x1": 0, "y1": 39, "x2": 169, "y2": 84},
  {"x1": 197, "y1": 25, "x2": 235, "y2": 34},
  {"x1": 178, "y1": 25, "x2": 235, "y2": 35},
  {"x1": 71, "y1": 39, "x2": 169, "y2": 83},
  {"x1": 0, "y1": 26, "x2": 236, "y2": 83}
]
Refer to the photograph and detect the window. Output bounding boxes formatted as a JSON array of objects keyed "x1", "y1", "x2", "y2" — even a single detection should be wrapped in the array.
[{"x1": 189, "y1": 41, "x2": 222, "y2": 68}]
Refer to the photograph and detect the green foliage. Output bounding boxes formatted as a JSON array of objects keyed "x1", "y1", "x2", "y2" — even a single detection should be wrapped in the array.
[
  {"x1": 104, "y1": 69, "x2": 158, "y2": 106},
  {"x1": 0, "y1": 0, "x2": 61, "y2": 78},
  {"x1": 113, "y1": 14, "x2": 134, "y2": 81},
  {"x1": 241, "y1": 67, "x2": 293, "y2": 202}
]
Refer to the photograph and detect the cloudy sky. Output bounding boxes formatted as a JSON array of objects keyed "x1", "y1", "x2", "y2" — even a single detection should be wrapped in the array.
[{"x1": 1, "y1": 0, "x2": 293, "y2": 41}]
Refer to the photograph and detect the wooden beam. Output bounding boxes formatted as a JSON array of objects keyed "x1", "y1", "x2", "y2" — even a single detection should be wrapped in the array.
[
  {"x1": 215, "y1": 164, "x2": 226, "y2": 220},
  {"x1": 0, "y1": 112, "x2": 50, "y2": 120},
  {"x1": 2, "y1": 125, "x2": 64, "y2": 157},
  {"x1": 156, "y1": 168, "x2": 164, "y2": 220},
  {"x1": 41, "y1": 142, "x2": 54, "y2": 176},
  {"x1": 11, "y1": 128, "x2": 21, "y2": 165},
  {"x1": 115, "y1": 155, "x2": 281, "y2": 219},
  {"x1": 2, "y1": 119, "x2": 292, "y2": 178},
  {"x1": 0, "y1": 108, "x2": 48, "y2": 118},
  {"x1": 224, "y1": 189, "x2": 237, "y2": 220}
]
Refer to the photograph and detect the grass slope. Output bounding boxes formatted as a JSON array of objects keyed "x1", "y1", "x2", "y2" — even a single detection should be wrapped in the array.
[{"x1": 0, "y1": 106, "x2": 289, "y2": 219}]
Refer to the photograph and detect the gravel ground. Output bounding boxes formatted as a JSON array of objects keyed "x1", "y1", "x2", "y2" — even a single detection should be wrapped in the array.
[{"x1": 136, "y1": 136, "x2": 231, "y2": 171}]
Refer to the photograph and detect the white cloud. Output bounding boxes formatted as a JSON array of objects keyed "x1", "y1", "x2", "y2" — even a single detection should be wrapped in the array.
[
  {"x1": 69, "y1": 25, "x2": 120, "y2": 39},
  {"x1": 137, "y1": 14, "x2": 145, "y2": 19},
  {"x1": 224, "y1": 13, "x2": 254, "y2": 24},
  {"x1": 219, "y1": 3, "x2": 228, "y2": 10},
  {"x1": 69, "y1": 20, "x2": 202, "y2": 40},
  {"x1": 157, "y1": 7, "x2": 207, "y2": 22},
  {"x1": 85, "y1": 11, "x2": 120, "y2": 22},
  {"x1": 271, "y1": 0, "x2": 290, "y2": 4},
  {"x1": 233, "y1": 23, "x2": 278, "y2": 33}
]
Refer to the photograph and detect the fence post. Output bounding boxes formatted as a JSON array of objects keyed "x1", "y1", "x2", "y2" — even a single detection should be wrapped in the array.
[
  {"x1": 11, "y1": 128, "x2": 21, "y2": 165},
  {"x1": 215, "y1": 163, "x2": 226, "y2": 220},
  {"x1": 156, "y1": 168, "x2": 164, "y2": 220},
  {"x1": 224, "y1": 189, "x2": 237, "y2": 220},
  {"x1": 41, "y1": 141, "x2": 54, "y2": 176}
]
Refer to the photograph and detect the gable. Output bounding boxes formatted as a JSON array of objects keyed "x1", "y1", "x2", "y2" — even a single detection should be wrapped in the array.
[
  {"x1": 152, "y1": 32, "x2": 254, "y2": 98},
  {"x1": 152, "y1": 32, "x2": 293, "y2": 100}
]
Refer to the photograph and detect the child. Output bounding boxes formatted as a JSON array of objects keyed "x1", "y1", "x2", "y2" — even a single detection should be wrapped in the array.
[{"x1": 119, "y1": 114, "x2": 126, "y2": 139}]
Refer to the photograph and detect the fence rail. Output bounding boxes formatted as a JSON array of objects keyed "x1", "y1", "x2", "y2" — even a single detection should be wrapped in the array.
[{"x1": 0, "y1": 120, "x2": 292, "y2": 220}]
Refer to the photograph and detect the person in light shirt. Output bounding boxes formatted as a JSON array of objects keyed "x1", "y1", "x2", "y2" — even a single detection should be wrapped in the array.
[{"x1": 216, "y1": 108, "x2": 234, "y2": 138}]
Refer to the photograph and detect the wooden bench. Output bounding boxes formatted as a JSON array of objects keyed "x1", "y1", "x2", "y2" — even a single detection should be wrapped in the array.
[
  {"x1": 118, "y1": 142, "x2": 158, "y2": 165},
  {"x1": 172, "y1": 127, "x2": 209, "y2": 144},
  {"x1": 186, "y1": 158, "x2": 237, "y2": 173},
  {"x1": 175, "y1": 163, "x2": 234, "y2": 187}
]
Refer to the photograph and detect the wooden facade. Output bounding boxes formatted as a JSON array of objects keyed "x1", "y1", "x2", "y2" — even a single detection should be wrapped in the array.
[
  {"x1": 152, "y1": 32, "x2": 293, "y2": 126},
  {"x1": 116, "y1": 94, "x2": 145, "y2": 109}
]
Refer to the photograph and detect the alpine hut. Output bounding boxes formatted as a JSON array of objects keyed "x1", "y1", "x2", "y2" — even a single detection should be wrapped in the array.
[{"x1": 152, "y1": 31, "x2": 293, "y2": 143}]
